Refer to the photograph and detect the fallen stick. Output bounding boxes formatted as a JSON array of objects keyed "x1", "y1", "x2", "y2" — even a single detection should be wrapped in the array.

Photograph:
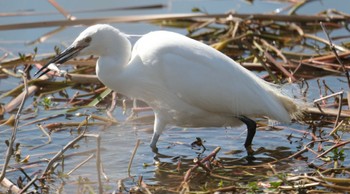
[{"x1": 306, "y1": 107, "x2": 350, "y2": 117}]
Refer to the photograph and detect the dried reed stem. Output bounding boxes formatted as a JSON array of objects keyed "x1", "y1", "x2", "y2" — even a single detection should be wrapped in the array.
[
  {"x1": 320, "y1": 22, "x2": 350, "y2": 89},
  {"x1": 0, "y1": 73, "x2": 28, "y2": 183},
  {"x1": 313, "y1": 91, "x2": 344, "y2": 103},
  {"x1": 67, "y1": 154, "x2": 94, "y2": 175},
  {"x1": 0, "y1": 13, "x2": 348, "y2": 31}
]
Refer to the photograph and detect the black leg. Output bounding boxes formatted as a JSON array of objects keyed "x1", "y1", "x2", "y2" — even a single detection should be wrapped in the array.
[{"x1": 238, "y1": 115, "x2": 256, "y2": 156}]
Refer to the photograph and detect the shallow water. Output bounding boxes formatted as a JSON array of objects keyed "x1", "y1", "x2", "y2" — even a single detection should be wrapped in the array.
[{"x1": 1, "y1": 0, "x2": 350, "y2": 193}]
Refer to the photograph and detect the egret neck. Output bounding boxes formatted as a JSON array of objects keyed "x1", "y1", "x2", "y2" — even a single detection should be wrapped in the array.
[{"x1": 95, "y1": 32, "x2": 132, "y2": 90}]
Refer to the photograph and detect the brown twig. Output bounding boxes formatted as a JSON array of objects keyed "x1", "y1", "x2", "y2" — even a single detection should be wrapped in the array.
[
  {"x1": 317, "y1": 139, "x2": 350, "y2": 158},
  {"x1": 301, "y1": 50, "x2": 350, "y2": 63},
  {"x1": 264, "y1": 51, "x2": 297, "y2": 82},
  {"x1": 183, "y1": 147, "x2": 221, "y2": 182},
  {"x1": 193, "y1": 158, "x2": 211, "y2": 173},
  {"x1": 333, "y1": 92, "x2": 343, "y2": 130}
]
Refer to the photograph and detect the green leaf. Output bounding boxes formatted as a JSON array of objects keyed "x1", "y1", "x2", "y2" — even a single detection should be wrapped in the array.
[{"x1": 269, "y1": 181, "x2": 282, "y2": 188}]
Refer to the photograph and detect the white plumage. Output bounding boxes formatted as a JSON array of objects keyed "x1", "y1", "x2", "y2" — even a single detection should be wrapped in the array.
[{"x1": 36, "y1": 24, "x2": 301, "y2": 154}]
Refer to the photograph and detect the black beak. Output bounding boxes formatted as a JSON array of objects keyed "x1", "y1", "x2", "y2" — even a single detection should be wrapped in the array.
[{"x1": 35, "y1": 45, "x2": 86, "y2": 78}]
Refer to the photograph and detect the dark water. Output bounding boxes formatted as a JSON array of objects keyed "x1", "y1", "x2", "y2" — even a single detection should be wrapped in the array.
[{"x1": 1, "y1": 0, "x2": 350, "y2": 193}]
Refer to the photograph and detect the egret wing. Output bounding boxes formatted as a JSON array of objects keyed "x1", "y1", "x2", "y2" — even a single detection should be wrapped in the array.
[{"x1": 132, "y1": 31, "x2": 290, "y2": 120}]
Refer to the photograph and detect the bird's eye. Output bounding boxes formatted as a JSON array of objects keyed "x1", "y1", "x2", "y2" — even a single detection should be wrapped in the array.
[{"x1": 85, "y1": 37, "x2": 92, "y2": 43}]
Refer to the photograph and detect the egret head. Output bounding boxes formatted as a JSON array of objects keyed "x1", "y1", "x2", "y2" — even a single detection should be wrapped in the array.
[{"x1": 35, "y1": 24, "x2": 128, "y2": 77}]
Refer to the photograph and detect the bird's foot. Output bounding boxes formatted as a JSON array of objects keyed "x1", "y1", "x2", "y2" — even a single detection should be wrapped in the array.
[
  {"x1": 150, "y1": 145, "x2": 162, "y2": 163},
  {"x1": 150, "y1": 145, "x2": 173, "y2": 164},
  {"x1": 151, "y1": 145, "x2": 159, "y2": 154},
  {"x1": 245, "y1": 144, "x2": 254, "y2": 155},
  {"x1": 245, "y1": 144, "x2": 256, "y2": 162}
]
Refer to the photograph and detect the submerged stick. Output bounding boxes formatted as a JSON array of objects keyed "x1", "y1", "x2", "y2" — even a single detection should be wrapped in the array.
[
  {"x1": 329, "y1": 120, "x2": 344, "y2": 136},
  {"x1": 57, "y1": 154, "x2": 88, "y2": 174},
  {"x1": 29, "y1": 124, "x2": 52, "y2": 150},
  {"x1": 128, "y1": 139, "x2": 141, "y2": 178},
  {"x1": 84, "y1": 134, "x2": 103, "y2": 194}
]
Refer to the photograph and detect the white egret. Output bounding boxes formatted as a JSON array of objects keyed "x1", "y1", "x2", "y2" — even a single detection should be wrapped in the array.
[{"x1": 36, "y1": 24, "x2": 302, "y2": 154}]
